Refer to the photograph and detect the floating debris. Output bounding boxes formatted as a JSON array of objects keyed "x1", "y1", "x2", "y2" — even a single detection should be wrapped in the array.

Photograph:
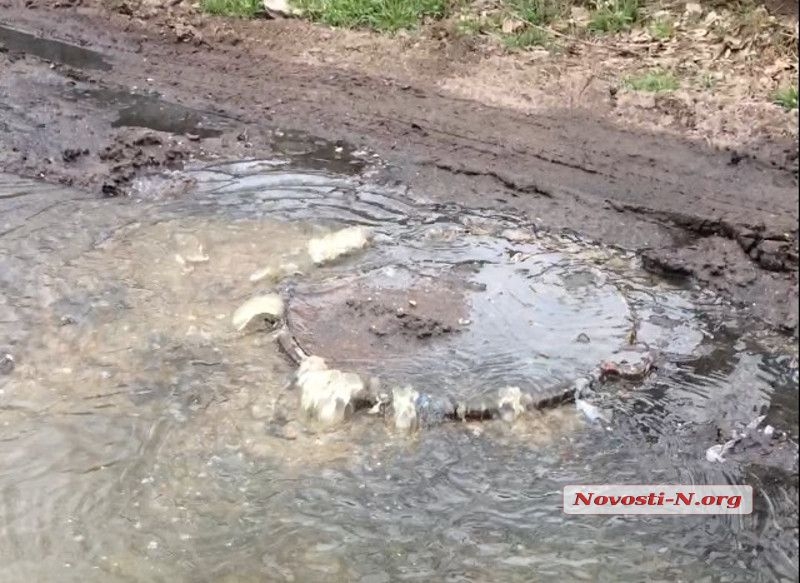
[
  {"x1": 745, "y1": 414, "x2": 767, "y2": 432},
  {"x1": 572, "y1": 377, "x2": 594, "y2": 397},
  {"x1": 576, "y1": 398, "x2": 610, "y2": 424},
  {"x1": 704, "y1": 417, "x2": 764, "y2": 463},
  {"x1": 705, "y1": 439, "x2": 738, "y2": 463},
  {"x1": 307, "y1": 226, "x2": 370, "y2": 265},
  {"x1": 231, "y1": 294, "x2": 285, "y2": 331}
]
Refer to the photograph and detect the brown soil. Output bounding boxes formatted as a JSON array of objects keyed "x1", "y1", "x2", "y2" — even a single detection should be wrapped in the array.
[
  {"x1": 288, "y1": 277, "x2": 470, "y2": 365},
  {"x1": 762, "y1": 0, "x2": 799, "y2": 17},
  {"x1": 0, "y1": 0, "x2": 798, "y2": 332}
]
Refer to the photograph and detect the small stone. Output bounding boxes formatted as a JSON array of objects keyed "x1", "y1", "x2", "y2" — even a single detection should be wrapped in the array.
[
  {"x1": 408, "y1": 299, "x2": 417, "y2": 307},
  {"x1": 262, "y1": 0, "x2": 301, "y2": 16},
  {"x1": 684, "y1": 2, "x2": 702, "y2": 17}
]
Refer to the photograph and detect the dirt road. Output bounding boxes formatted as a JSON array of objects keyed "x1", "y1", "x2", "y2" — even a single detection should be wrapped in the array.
[{"x1": 1, "y1": 1, "x2": 798, "y2": 330}]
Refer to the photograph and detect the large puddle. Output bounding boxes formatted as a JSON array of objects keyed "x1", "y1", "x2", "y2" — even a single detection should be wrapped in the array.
[{"x1": 1, "y1": 150, "x2": 798, "y2": 581}]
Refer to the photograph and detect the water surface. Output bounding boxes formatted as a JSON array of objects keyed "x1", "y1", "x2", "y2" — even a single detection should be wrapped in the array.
[{"x1": 0, "y1": 160, "x2": 797, "y2": 582}]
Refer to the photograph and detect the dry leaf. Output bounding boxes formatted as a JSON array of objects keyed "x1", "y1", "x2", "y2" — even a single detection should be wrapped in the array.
[
  {"x1": 703, "y1": 10, "x2": 719, "y2": 26},
  {"x1": 724, "y1": 36, "x2": 744, "y2": 50}
]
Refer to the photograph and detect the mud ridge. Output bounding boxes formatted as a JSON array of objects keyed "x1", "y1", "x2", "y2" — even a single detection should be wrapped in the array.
[
  {"x1": 423, "y1": 160, "x2": 555, "y2": 198},
  {"x1": 607, "y1": 200, "x2": 799, "y2": 274}
]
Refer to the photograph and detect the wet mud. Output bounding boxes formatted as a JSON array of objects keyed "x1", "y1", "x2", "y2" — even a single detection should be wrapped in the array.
[
  {"x1": 0, "y1": 22, "x2": 111, "y2": 70},
  {"x1": 0, "y1": 7, "x2": 797, "y2": 331}
]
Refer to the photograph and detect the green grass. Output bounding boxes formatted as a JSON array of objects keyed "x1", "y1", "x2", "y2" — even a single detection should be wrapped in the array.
[
  {"x1": 506, "y1": 0, "x2": 565, "y2": 26},
  {"x1": 700, "y1": 73, "x2": 718, "y2": 91},
  {"x1": 200, "y1": 0, "x2": 262, "y2": 18},
  {"x1": 291, "y1": 0, "x2": 447, "y2": 31},
  {"x1": 772, "y1": 86, "x2": 798, "y2": 110},
  {"x1": 456, "y1": 17, "x2": 484, "y2": 36},
  {"x1": 649, "y1": 17, "x2": 673, "y2": 40},
  {"x1": 503, "y1": 27, "x2": 551, "y2": 48},
  {"x1": 625, "y1": 70, "x2": 679, "y2": 92},
  {"x1": 499, "y1": 0, "x2": 564, "y2": 49},
  {"x1": 588, "y1": 0, "x2": 639, "y2": 33}
]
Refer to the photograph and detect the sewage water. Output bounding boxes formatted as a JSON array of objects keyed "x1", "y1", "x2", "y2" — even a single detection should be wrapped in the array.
[
  {"x1": 68, "y1": 86, "x2": 366, "y2": 171},
  {"x1": 0, "y1": 23, "x2": 112, "y2": 71},
  {"x1": 0, "y1": 153, "x2": 797, "y2": 582}
]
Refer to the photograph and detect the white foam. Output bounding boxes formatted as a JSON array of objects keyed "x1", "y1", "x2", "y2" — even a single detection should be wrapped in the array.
[{"x1": 307, "y1": 226, "x2": 370, "y2": 265}]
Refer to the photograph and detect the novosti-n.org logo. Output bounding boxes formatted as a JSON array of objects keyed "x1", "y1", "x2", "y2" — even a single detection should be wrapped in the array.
[{"x1": 563, "y1": 485, "x2": 753, "y2": 515}]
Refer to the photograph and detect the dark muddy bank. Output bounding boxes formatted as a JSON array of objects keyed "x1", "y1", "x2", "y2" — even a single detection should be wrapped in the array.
[{"x1": 0, "y1": 4, "x2": 798, "y2": 332}]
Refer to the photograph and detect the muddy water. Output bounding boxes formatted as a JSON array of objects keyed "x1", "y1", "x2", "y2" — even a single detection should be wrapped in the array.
[
  {"x1": 0, "y1": 158, "x2": 798, "y2": 582},
  {"x1": 0, "y1": 23, "x2": 112, "y2": 71}
]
